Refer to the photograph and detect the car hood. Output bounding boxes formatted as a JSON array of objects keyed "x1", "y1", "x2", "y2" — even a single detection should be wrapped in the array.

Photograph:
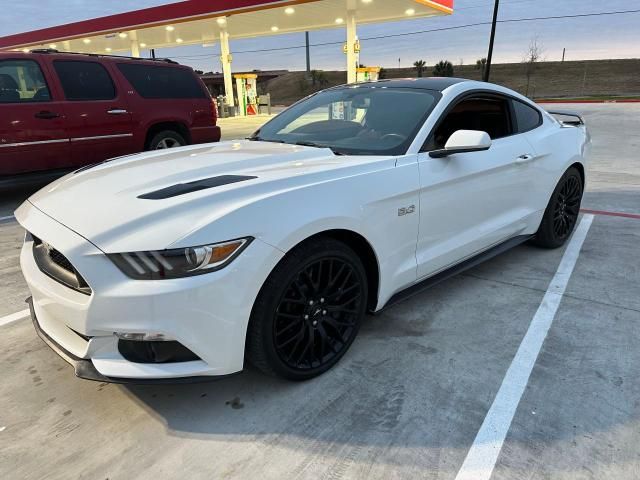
[{"x1": 26, "y1": 140, "x2": 392, "y2": 252}]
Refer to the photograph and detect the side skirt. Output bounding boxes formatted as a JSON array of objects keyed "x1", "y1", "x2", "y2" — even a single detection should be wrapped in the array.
[{"x1": 377, "y1": 235, "x2": 533, "y2": 313}]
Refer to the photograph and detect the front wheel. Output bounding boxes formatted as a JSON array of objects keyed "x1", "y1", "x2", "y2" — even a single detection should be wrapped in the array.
[
  {"x1": 532, "y1": 167, "x2": 583, "y2": 248},
  {"x1": 246, "y1": 238, "x2": 368, "y2": 381}
]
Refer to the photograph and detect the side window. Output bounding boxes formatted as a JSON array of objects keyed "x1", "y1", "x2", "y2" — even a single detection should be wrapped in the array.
[
  {"x1": 513, "y1": 100, "x2": 542, "y2": 133},
  {"x1": 53, "y1": 60, "x2": 116, "y2": 101},
  {"x1": 116, "y1": 63, "x2": 206, "y2": 99},
  {"x1": 0, "y1": 59, "x2": 50, "y2": 103},
  {"x1": 426, "y1": 96, "x2": 512, "y2": 150}
]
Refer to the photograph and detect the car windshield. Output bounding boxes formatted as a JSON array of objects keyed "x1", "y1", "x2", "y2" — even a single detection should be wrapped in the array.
[{"x1": 250, "y1": 86, "x2": 440, "y2": 156}]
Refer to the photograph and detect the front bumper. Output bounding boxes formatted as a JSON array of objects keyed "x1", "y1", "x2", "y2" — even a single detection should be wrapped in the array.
[
  {"x1": 16, "y1": 201, "x2": 284, "y2": 382},
  {"x1": 27, "y1": 297, "x2": 219, "y2": 384}
]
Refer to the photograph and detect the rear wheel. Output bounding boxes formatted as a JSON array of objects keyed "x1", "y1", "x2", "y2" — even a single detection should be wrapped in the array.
[
  {"x1": 147, "y1": 130, "x2": 186, "y2": 150},
  {"x1": 246, "y1": 238, "x2": 368, "y2": 380},
  {"x1": 532, "y1": 167, "x2": 583, "y2": 248}
]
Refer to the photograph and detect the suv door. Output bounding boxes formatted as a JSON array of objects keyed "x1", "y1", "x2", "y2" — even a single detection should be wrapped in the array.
[
  {"x1": 50, "y1": 59, "x2": 134, "y2": 166},
  {"x1": 416, "y1": 94, "x2": 537, "y2": 279},
  {"x1": 0, "y1": 57, "x2": 70, "y2": 175}
]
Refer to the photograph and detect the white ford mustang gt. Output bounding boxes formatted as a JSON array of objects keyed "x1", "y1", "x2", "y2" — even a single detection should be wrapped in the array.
[{"x1": 16, "y1": 78, "x2": 590, "y2": 383}]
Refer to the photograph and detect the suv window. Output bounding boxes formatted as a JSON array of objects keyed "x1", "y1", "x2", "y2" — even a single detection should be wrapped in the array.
[
  {"x1": 0, "y1": 59, "x2": 50, "y2": 103},
  {"x1": 513, "y1": 100, "x2": 542, "y2": 133},
  {"x1": 116, "y1": 63, "x2": 205, "y2": 99},
  {"x1": 427, "y1": 96, "x2": 512, "y2": 150},
  {"x1": 53, "y1": 60, "x2": 116, "y2": 101}
]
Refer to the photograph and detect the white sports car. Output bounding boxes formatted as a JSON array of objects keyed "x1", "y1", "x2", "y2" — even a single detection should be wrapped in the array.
[{"x1": 16, "y1": 78, "x2": 590, "y2": 382}]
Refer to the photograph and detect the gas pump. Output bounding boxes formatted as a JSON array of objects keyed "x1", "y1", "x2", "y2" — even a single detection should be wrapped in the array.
[
  {"x1": 234, "y1": 73, "x2": 259, "y2": 116},
  {"x1": 356, "y1": 67, "x2": 381, "y2": 83}
]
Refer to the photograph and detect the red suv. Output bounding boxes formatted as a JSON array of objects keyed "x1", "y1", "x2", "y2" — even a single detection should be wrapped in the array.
[{"x1": 0, "y1": 50, "x2": 221, "y2": 180}]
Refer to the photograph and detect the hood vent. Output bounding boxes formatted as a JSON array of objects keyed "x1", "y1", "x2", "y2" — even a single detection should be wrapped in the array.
[{"x1": 138, "y1": 175, "x2": 257, "y2": 200}]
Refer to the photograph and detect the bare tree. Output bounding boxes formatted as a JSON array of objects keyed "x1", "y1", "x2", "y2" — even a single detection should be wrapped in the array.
[
  {"x1": 475, "y1": 57, "x2": 487, "y2": 78},
  {"x1": 523, "y1": 37, "x2": 544, "y2": 96}
]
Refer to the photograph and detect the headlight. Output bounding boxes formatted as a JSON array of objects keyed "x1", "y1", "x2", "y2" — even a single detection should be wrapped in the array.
[{"x1": 108, "y1": 237, "x2": 252, "y2": 280}]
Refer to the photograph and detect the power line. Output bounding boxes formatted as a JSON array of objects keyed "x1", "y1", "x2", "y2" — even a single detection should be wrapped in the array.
[{"x1": 169, "y1": 8, "x2": 640, "y2": 59}]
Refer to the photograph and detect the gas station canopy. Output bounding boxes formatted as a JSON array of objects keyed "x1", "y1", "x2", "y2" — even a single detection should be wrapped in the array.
[
  {"x1": 0, "y1": 0, "x2": 453, "y2": 107},
  {"x1": 0, "y1": 0, "x2": 452, "y2": 52}
]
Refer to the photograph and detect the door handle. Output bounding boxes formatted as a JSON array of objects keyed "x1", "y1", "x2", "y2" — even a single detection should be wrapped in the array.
[
  {"x1": 515, "y1": 154, "x2": 534, "y2": 164},
  {"x1": 34, "y1": 111, "x2": 60, "y2": 119},
  {"x1": 107, "y1": 108, "x2": 128, "y2": 115}
]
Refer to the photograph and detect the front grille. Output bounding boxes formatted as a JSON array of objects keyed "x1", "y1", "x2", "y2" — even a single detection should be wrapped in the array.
[{"x1": 31, "y1": 234, "x2": 92, "y2": 295}]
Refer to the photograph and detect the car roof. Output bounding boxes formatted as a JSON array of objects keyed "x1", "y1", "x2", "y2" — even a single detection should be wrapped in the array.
[
  {"x1": 0, "y1": 49, "x2": 182, "y2": 66},
  {"x1": 347, "y1": 77, "x2": 470, "y2": 92}
]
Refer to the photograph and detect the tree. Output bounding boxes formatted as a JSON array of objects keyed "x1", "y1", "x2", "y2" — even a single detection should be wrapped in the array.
[
  {"x1": 378, "y1": 67, "x2": 387, "y2": 79},
  {"x1": 433, "y1": 60, "x2": 454, "y2": 77},
  {"x1": 523, "y1": 37, "x2": 544, "y2": 96},
  {"x1": 475, "y1": 58, "x2": 487, "y2": 78},
  {"x1": 413, "y1": 60, "x2": 427, "y2": 77},
  {"x1": 309, "y1": 69, "x2": 328, "y2": 88},
  {"x1": 194, "y1": 69, "x2": 204, "y2": 75}
]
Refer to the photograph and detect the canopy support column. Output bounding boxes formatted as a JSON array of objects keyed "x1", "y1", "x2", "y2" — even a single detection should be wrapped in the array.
[
  {"x1": 130, "y1": 31, "x2": 140, "y2": 57},
  {"x1": 346, "y1": 8, "x2": 358, "y2": 84},
  {"x1": 219, "y1": 29, "x2": 235, "y2": 107}
]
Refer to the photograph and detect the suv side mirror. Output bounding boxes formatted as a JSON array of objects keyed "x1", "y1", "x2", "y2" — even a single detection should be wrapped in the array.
[{"x1": 429, "y1": 130, "x2": 492, "y2": 158}]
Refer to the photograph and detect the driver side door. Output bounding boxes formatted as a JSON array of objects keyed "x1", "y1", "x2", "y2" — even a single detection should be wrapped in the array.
[{"x1": 416, "y1": 93, "x2": 536, "y2": 279}]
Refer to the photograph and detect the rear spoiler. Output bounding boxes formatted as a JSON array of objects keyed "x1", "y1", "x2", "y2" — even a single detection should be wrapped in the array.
[{"x1": 547, "y1": 110, "x2": 585, "y2": 126}]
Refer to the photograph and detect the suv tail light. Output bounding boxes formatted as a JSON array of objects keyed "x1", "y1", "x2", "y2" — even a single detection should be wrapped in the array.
[{"x1": 211, "y1": 98, "x2": 218, "y2": 124}]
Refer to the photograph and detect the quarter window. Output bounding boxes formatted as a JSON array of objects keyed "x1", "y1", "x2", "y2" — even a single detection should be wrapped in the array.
[
  {"x1": 53, "y1": 60, "x2": 116, "y2": 101},
  {"x1": 116, "y1": 63, "x2": 206, "y2": 99},
  {"x1": 0, "y1": 59, "x2": 50, "y2": 103},
  {"x1": 513, "y1": 100, "x2": 542, "y2": 133}
]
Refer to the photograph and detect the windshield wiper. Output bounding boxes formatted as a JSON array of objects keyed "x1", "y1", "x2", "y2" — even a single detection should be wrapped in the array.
[
  {"x1": 294, "y1": 141, "x2": 346, "y2": 156},
  {"x1": 247, "y1": 136, "x2": 285, "y2": 143}
]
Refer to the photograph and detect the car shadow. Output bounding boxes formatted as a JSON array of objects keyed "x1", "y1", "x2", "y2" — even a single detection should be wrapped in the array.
[{"x1": 119, "y1": 237, "x2": 640, "y2": 463}]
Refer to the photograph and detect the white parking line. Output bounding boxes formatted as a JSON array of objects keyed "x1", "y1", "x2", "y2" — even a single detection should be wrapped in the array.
[
  {"x1": 0, "y1": 215, "x2": 15, "y2": 222},
  {"x1": 454, "y1": 214, "x2": 594, "y2": 480},
  {"x1": 0, "y1": 309, "x2": 30, "y2": 327}
]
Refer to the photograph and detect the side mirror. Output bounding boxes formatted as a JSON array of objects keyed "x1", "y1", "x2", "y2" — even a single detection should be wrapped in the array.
[{"x1": 429, "y1": 130, "x2": 492, "y2": 158}]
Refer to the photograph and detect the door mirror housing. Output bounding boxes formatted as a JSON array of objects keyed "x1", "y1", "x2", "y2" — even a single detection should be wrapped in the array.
[{"x1": 428, "y1": 130, "x2": 492, "y2": 158}]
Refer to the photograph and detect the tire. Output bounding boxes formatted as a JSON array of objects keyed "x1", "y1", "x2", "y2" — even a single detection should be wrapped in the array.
[
  {"x1": 246, "y1": 237, "x2": 368, "y2": 381},
  {"x1": 147, "y1": 130, "x2": 186, "y2": 150},
  {"x1": 532, "y1": 167, "x2": 583, "y2": 248}
]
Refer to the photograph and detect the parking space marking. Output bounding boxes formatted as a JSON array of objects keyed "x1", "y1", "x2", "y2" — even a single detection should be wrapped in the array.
[
  {"x1": 0, "y1": 309, "x2": 30, "y2": 328},
  {"x1": 0, "y1": 215, "x2": 16, "y2": 222},
  {"x1": 454, "y1": 214, "x2": 594, "y2": 480}
]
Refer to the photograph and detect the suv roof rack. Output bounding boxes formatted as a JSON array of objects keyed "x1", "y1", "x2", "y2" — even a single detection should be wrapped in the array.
[{"x1": 27, "y1": 49, "x2": 178, "y2": 64}]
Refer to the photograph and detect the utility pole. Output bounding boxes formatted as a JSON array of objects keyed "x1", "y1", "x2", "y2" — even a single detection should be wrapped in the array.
[
  {"x1": 562, "y1": 47, "x2": 566, "y2": 62},
  {"x1": 305, "y1": 32, "x2": 311, "y2": 73},
  {"x1": 484, "y1": 0, "x2": 499, "y2": 82}
]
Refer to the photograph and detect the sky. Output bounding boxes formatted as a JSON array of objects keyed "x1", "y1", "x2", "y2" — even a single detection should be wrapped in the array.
[{"x1": 0, "y1": 0, "x2": 638, "y2": 73}]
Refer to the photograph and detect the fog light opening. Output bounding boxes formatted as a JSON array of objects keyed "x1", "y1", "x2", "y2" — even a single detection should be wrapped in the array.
[
  {"x1": 117, "y1": 338, "x2": 200, "y2": 363},
  {"x1": 115, "y1": 332, "x2": 171, "y2": 342}
]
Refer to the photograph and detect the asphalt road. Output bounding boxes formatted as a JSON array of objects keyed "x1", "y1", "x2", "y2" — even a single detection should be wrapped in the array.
[{"x1": 0, "y1": 104, "x2": 639, "y2": 479}]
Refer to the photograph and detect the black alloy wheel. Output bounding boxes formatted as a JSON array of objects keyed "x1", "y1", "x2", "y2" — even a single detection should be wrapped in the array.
[
  {"x1": 274, "y1": 257, "x2": 363, "y2": 371},
  {"x1": 532, "y1": 167, "x2": 583, "y2": 248},
  {"x1": 553, "y1": 174, "x2": 582, "y2": 238},
  {"x1": 246, "y1": 238, "x2": 368, "y2": 380}
]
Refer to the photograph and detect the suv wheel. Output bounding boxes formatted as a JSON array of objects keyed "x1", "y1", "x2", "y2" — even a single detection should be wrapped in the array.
[
  {"x1": 147, "y1": 130, "x2": 186, "y2": 150},
  {"x1": 246, "y1": 238, "x2": 368, "y2": 381}
]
